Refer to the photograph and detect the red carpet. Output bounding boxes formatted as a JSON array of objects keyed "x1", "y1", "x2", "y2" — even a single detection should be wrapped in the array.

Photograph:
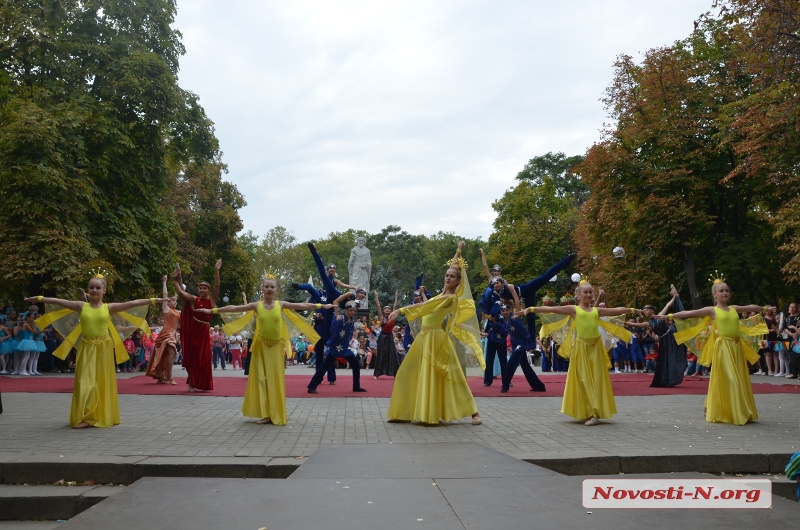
[{"x1": 2, "y1": 373, "x2": 799, "y2": 398}]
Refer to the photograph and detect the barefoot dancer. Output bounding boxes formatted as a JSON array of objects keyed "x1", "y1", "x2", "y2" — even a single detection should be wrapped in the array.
[
  {"x1": 668, "y1": 274, "x2": 767, "y2": 425},
  {"x1": 200, "y1": 275, "x2": 330, "y2": 425},
  {"x1": 533, "y1": 279, "x2": 636, "y2": 426},
  {"x1": 27, "y1": 272, "x2": 165, "y2": 428}
]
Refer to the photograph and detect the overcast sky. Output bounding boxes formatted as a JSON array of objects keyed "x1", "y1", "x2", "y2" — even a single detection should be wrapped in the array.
[{"x1": 174, "y1": 0, "x2": 711, "y2": 244}]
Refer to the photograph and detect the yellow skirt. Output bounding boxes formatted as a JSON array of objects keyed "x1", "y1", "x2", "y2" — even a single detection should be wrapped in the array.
[
  {"x1": 388, "y1": 328, "x2": 477, "y2": 423},
  {"x1": 561, "y1": 336, "x2": 616, "y2": 420},
  {"x1": 242, "y1": 338, "x2": 287, "y2": 425},
  {"x1": 70, "y1": 337, "x2": 120, "y2": 428},
  {"x1": 705, "y1": 336, "x2": 758, "y2": 425}
]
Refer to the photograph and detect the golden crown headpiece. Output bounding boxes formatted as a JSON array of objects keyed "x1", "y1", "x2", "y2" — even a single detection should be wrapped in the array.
[
  {"x1": 445, "y1": 255, "x2": 468, "y2": 270},
  {"x1": 578, "y1": 274, "x2": 590, "y2": 285},
  {"x1": 263, "y1": 268, "x2": 277, "y2": 281},
  {"x1": 90, "y1": 267, "x2": 110, "y2": 280},
  {"x1": 708, "y1": 270, "x2": 725, "y2": 285}
]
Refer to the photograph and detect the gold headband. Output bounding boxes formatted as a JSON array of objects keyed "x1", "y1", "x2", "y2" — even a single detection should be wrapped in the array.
[
  {"x1": 90, "y1": 267, "x2": 110, "y2": 280},
  {"x1": 578, "y1": 275, "x2": 589, "y2": 286},
  {"x1": 708, "y1": 270, "x2": 725, "y2": 285},
  {"x1": 445, "y1": 255, "x2": 468, "y2": 270}
]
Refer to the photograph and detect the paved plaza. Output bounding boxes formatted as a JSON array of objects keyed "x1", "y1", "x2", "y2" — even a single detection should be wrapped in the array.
[
  {"x1": 1, "y1": 367, "x2": 799, "y2": 528},
  {"x1": 2, "y1": 367, "x2": 799, "y2": 463}
]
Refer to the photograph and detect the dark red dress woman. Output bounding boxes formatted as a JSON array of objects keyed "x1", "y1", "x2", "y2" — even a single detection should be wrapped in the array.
[{"x1": 172, "y1": 260, "x2": 221, "y2": 392}]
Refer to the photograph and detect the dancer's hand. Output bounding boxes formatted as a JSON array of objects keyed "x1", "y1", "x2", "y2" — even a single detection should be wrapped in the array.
[
  {"x1": 195, "y1": 308, "x2": 212, "y2": 314},
  {"x1": 172, "y1": 263, "x2": 182, "y2": 281},
  {"x1": 214, "y1": 259, "x2": 222, "y2": 270}
]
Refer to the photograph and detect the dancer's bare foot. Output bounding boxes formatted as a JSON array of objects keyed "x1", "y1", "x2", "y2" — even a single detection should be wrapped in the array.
[
  {"x1": 584, "y1": 417, "x2": 600, "y2": 426},
  {"x1": 256, "y1": 417, "x2": 272, "y2": 425},
  {"x1": 471, "y1": 413, "x2": 482, "y2": 425},
  {"x1": 188, "y1": 385, "x2": 197, "y2": 392},
  {"x1": 168, "y1": 378, "x2": 176, "y2": 385},
  {"x1": 73, "y1": 421, "x2": 91, "y2": 429}
]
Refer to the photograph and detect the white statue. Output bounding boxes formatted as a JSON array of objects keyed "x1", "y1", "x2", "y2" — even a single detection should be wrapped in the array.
[{"x1": 348, "y1": 236, "x2": 372, "y2": 308}]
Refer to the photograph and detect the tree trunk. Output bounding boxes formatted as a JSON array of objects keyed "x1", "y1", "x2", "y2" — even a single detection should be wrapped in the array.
[{"x1": 680, "y1": 247, "x2": 703, "y2": 309}]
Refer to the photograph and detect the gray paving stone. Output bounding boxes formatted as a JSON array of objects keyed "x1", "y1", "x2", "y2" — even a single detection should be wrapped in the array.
[{"x1": 292, "y1": 442, "x2": 559, "y2": 479}]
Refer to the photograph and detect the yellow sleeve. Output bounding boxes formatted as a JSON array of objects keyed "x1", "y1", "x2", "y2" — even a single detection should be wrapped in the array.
[{"x1": 401, "y1": 295, "x2": 454, "y2": 322}]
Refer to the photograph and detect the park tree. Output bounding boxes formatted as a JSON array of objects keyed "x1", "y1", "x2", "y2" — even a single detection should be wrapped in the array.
[
  {"x1": 236, "y1": 226, "x2": 306, "y2": 303},
  {"x1": 710, "y1": 0, "x2": 800, "y2": 284},
  {"x1": 515, "y1": 152, "x2": 589, "y2": 206},
  {"x1": 574, "y1": 19, "x2": 783, "y2": 308},
  {"x1": 0, "y1": 1, "x2": 247, "y2": 303},
  {"x1": 486, "y1": 174, "x2": 578, "y2": 294},
  {"x1": 169, "y1": 156, "x2": 255, "y2": 302}
]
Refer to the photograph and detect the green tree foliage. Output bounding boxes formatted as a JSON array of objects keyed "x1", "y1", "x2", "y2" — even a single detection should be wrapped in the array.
[
  {"x1": 0, "y1": 1, "x2": 249, "y2": 304},
  {"x1": 574, "y1": 20, "x2": 783, "y2": 308},
  {"x1": 516, "y1": 152, "x2": 589, "y2": 206},
  {"x1": 710, "y1": 0, "x2": 800, "y2": 283},
  {"x1": 235, "y1": 226, "x2": 486, "y2": 317},
  {"x1": 486, "y1": 175, "x2": 578, "y2": 293}
]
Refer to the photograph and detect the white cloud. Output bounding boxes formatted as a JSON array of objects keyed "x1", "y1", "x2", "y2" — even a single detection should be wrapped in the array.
[{"x1": 175, "y1": 0, "x2": 708, "y2": 242}]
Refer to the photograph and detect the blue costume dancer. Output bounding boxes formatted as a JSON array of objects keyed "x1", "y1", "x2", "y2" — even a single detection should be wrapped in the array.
[
  {"x1": 307, "y1": 301, "x2": 367, "y2": 393},
  {"x1": 295, "y1": 242, "x2": 358, "y2": 384},
  {"x1": 479, "y1": 253, "x2": 575, "y2": 330},
  {"x1": 500, "y1": 305, "x2": 546, "y2": 392},
  {"x1": 508, "y1": 255, "x2": 576, "y2": 330},
  {"x1": 483, "y1": 306, "x2": 508, "y2": 386},
  {"x1": 291, "y1": 281, "x2": 336, "y2": 382}
]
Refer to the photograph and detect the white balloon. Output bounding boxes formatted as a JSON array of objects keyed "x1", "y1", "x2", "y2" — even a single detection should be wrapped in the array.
[{"x1": 570, "y1": 273, "x2": 581, "y2": 283}]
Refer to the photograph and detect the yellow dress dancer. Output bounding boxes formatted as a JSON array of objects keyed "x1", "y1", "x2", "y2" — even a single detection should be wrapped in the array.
[
  {"x1": 242, "y1": 302, "x2": 290, "y2": 425},
  {"x1": 68, "y1": 304, "x2": 120, "y2": 427},
  {"x1": 387, "y1": 242, "x2": 484, "y2": 425},
  {"x1": 562, "y1": 306, "x2": 619, "y2": 420},
  {"x1": 674, "y1": 306, "x2": 767, "y2": 425},
  {"x1": 29, "y1": 274, "x2": 156, "y2": 428},
  {"x1": 214, "y1": 276, "x2": 323, "y2": 426},
  {"x1": 535, "y1": 280, "x2": 634, "y2": 425}
]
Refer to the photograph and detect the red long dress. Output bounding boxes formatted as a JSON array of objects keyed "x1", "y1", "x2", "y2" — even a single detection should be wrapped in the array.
[{"x1": 181, "y1": 297, "x2": 214, "y2": 391}]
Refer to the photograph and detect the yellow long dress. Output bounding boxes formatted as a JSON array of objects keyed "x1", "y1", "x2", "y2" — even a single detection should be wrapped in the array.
[
  {"x1": 221, "y1": 301, "x2": 320, "y2": 426},
  {"x1": 675, "y1": 307, "x2": 765, "y2": 425},
  {"x1": 387, "y1": 295, "x2": 479, "y2": 423},
  {"x1": 559, "y1": 306, "x2": 619, "y2": 420},
  {"x1": 70, "y1": 304, "x2": 121, "y2": 428},
  {"x1": 36, "y1": 302, "x2": 149, "y2": 428},
  {"x1": 243, "y1": 302, "x2": 288, "y2": 425}
]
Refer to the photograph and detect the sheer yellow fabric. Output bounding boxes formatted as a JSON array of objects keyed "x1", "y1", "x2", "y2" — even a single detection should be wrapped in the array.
[
  {"x1": 673, "y1": 308, "x2": 766, "y2": 425},
  {"x1": 221, "y1": 302, "x2": 320, "y2": 425},
  {"x1": 538, "y1": 308, "x2": 631, "y2": 361},
  {"x1": 674, "y1": 310, "x2": 766, "y2": 368},
  {"x1": 388, "y1": 258, "x2": 481, "y2": 424}
]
